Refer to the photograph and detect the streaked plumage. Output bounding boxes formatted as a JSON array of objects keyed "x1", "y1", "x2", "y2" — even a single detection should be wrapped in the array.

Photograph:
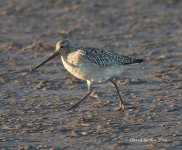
[{"x1": 83, "y1": 47, "x2": 143, "y2": 67}]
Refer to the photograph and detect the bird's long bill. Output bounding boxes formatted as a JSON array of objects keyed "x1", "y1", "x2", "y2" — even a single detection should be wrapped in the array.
[{"x1": 32, "y1": 52, "x2": 59, "y2": 71}]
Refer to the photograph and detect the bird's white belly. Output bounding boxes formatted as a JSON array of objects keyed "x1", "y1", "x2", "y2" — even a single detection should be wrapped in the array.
[
  {"x1": 61, "y1": 56, "x2": 123, "y2": 82},
  {"x1": 90, "y1": 66, "x2": 124, "y2": 82},
  {"x1": 104, "y1": 66, "x2": 123, "y2": 80}
]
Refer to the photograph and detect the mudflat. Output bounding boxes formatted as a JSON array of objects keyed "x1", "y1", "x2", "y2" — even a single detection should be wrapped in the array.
[{"x1": 0, "y1": 0, "x2": 181, "y2": 149}]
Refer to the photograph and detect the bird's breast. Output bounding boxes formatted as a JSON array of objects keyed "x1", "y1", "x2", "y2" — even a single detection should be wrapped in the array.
[
  {"x1": 61, "y1": 54, "x2": 89, "y2": 80},
  {"x1": 61, "y1": 53, "x2": 124, "y2": 82}
]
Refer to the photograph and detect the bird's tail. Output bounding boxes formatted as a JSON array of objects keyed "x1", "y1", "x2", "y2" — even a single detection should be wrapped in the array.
[
  {"x1": 123, "y1": 58, "x2": 144, "y2": 65},
  {"x1": 133, "y1": 59, "x2": 144, "y2": 63}
]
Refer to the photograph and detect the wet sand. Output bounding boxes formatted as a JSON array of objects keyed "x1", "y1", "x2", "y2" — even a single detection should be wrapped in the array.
[{"x1": 0, "y1": 0, "x2": 182, "y2": 149}]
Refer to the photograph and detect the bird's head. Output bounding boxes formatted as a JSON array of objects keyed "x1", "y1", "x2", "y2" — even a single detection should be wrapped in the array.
[
  {"x1": 31, "y1": 39, "x2": 72, "y2": 71},
  {"x1": 55, "y1": 39, "x2": 73, "y2": 55}
]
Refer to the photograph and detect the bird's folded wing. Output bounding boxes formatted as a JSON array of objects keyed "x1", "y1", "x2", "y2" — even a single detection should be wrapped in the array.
[{"x1": 81, "y1": 47, "x2": 140, "y2": 67}]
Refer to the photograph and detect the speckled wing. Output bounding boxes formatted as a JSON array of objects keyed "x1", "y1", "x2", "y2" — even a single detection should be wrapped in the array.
[{"x1": 81, "y1": 47, "x2": 143, "y2": 68}]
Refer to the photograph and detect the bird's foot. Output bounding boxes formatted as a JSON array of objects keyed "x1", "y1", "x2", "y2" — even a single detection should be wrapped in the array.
[
  {"x1": 115, "y1": 104, "x2": 125, "y2": 111},
  {"x1": 90, "y1": 91, "x2": 99, "y2": 99},
  {"x1": 66, "y1": 90, "x2": 92, "y2": 111},
  {"x1": 66, "y1": 102, "x2": 80, "y2": 111}
]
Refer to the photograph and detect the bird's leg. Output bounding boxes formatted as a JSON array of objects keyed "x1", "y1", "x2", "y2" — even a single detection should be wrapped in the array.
[
  {"x1": 109, "y1": 79, "x2": 125, "y2": 111},
  {"x1": 66, "y1": 80, "x2": 93, "y2": 111}
]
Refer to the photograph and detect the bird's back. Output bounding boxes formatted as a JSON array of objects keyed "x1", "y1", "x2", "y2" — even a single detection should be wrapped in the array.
[{"x1": 82, "y1": 47, "x2": 143, "y2": 68}]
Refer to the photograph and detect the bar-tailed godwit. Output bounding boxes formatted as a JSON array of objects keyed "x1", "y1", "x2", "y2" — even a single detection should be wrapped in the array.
[{"x1": 32, "y1": 39, "x2": 143, "y2": 111}]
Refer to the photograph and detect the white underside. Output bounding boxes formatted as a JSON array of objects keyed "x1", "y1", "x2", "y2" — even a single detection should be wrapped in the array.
[{"x1": 61, "y1": 56, "x2": 124, "y2": 82}]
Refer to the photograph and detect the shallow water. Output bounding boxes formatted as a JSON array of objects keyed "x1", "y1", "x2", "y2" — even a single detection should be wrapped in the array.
[{"x1": 0, "y1": 0, "x2": 182, "y2": 149}]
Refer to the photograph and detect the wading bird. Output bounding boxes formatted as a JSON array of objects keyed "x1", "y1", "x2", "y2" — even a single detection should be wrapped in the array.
[{"x1": 32, "y1": 40, "x2": 143, "y2": 111}]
